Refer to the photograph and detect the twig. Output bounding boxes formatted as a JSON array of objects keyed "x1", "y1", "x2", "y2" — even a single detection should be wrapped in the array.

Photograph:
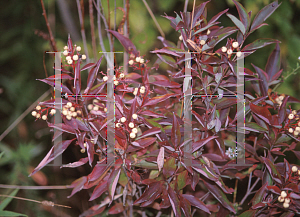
[
  {"x1": 0, "y1": 89, "x2": 51, "y2": 142},
  {"x1": 76, "y1": 0, "x2": 90, "y2": 63},
  {"x1": 0, "y1": 184, "x2": 70, "y2": 190},
  {"x1": 123, "y1": 0, "x2": 129, "y2": 74},
  {"x1": 95, "y1": 0, "x2": 107, "y2": 62},
  {"x1": 184, "y1": 0, "x2": 189, "y2": 13},
  {"x1": 189, "y1": 0, "x2": 196, "y2": 39},
  {"x1": 0, "y1": 194, "x2": 71, "y2": 208},
  {"x1": 40, "y1": 0, "x2": 57, "y2": 51},
  {"x1": 200, "y1": 192, "x2": 210, "y2": 201},
  {"x1": 233, "y1": 178, "x2": 238, "y2": 204},
  {"x1": 239, "y1": 178, "x2": 260, "y2": 205},
  {"x1": 142, "y1": 0, "x2": 165, "y2": 38},
  {"x1": 273, "y1": 64, "x2": 300, "y2": 91},
  {"x1": 89, "y1": 0, "x2": 97, "y2": 62},
  {"x1": 247, "y1": 172, "x2": 253, "y2": 192}
]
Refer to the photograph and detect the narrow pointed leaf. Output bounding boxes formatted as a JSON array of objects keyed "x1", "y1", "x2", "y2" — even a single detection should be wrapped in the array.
[
  {"x1": 157, "y1": 147, "x2": 165, "y2": 172},
  {"x1": 108, "y1": 168, "x2": 121, "y2": 203},
  {"x1": 265, "y1": 43, "x2": 280, "y2": 79},
  {"x1": 182, "y1": 194, "x2": 211, "y2": 214},
  {"x1": 167, "y1": 186, "x2": 181, "y2": 217},
  {"x1": 107, "y1": 30, "x2": 138, "y2": 56}
]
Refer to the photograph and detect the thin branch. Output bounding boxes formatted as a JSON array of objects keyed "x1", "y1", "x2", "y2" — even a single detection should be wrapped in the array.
[
  {"x1": 0, "y1": 194, "x2": 71, "y2": 208},
  {"x1": 0, "y1": 90, "x2": 51, "y2": 142},
  {"x1": 142, "y1": 0, "x2": 165, "y2": 38},
  {"x1": 233, "y1": 178, "x2": 238, "y2": 204},
  {"x1": 184, "y1": 0, "x2": 189, "y2": 13},
  {"x1": 0, "y1": 184, "x2": 70, "y2": 190},
  {"x1": 95, "y1": 0, "x2": 108, "y2": 61},
  {"x1": 89, "y1": 0, "x2": 97, "y2": 62},
  {"x1": 189, "y1": 0, "x2": 196, "y2": 39},
  {"x1": 123, "y1": 0, "x2": 129, "y2": 74},
  {"x1": 76, "y1": 0, "x2": 90, "y2": 63},
  {"x1": 239, "y1": 177, "x2": 261, "y2": 205},
  {"x1": 40, "y1": 0, "x2": 57, "y2": 51}
]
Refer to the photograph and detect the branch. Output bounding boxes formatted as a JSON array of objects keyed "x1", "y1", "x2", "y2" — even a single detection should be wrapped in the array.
[
  {"x1": 40, "y1": 0, "x2": 57, "y2": 51},
  {"x1": 89, "y1": 0, "x2": 98, "y2": 62}
]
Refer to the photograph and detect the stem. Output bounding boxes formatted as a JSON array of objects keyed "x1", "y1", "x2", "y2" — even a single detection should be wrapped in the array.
[
  {"x1": 273, "y1": 64, "x2": 300, "y2": 91},
  {"x1": 184, "y1": 0, "x2": 189, "y2": 13},
  {"x1": 89, "y1": 0, "x2": 97, "y2": 62},
  {"x1": 239, "y1": 177, "x2": 260, "y2": 205},
  {"x1": 96, "y1": 0, "x2": 107, "y2": 61},
  {"x1": 76, "y1": 0, "x2": 90, "y2": 63},
  {"x1": 233, "y1": 178, "x2": 238, "y2": 204},
  {"x1": 40, "y1": 0, "x2": 57, "y2": 51},
  {"x1": 142, "y1": 0, "x2": 165, "y2": 38},
  {"x1": 0, "y1": 184, "x2": 70, "y2": 190}
]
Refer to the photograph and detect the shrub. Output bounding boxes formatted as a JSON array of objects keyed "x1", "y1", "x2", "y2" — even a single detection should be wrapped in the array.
[{"x1": 30, "y1": 0, "x2": 300, "y2": 216}]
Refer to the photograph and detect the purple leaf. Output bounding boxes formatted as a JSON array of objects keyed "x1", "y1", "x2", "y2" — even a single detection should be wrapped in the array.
[
  {"x1": 107, "y1": 30, "x2": 138, "y2": 56},
  {"x1": 251, "y1": 1, "x2": 281, "y2": 32},
  {"x1": 108, "y1": 168, "x2": 121, "y2": 204},
  {"x1": 84, "y1": 56, "x2": 104, "y2": 94},
  {"x1": 226, "y1": 13, "x2": 246, "y2": 35},
  {"x1": 171, "y1": 113, "x2": 181, "y2": 147},
  {"x1": 89, "y1": 180, "x2": 108, "y2": 201},
  {"x1": 192, "y1": 136, "x2": 218, "y2": 153},
  {"x1": 46, "y1": 73, "x2": 73, "y2": 80},
  {"x1": 143, "y1": 93, "x2": 175, "y2": 107},
  {"x1": 232, "y1": 0, "x2": 250, "y2": 33},
  {"x1": 182, "y1": 194, "x2": 211, "y2": 214},
  {"x1": 60, "y1": 157, "x2": 89, "y2": 168},
  {"x1": 81, "y1": 62, "x2": 96, "y2": 71},
  {"x1": 265, "y1": 43, "x2": 281, "y2": 79},
  {"x1": 68, "y1": 176, "x2": 87, "y2": 198},
  {"x1": 37, "y1": 79, "x2": 73, "y2": 94},
  {"x1": 252, "y1": 64, "x2": 269, "y2": 96},
  {"x1": 167, "y1": 186, "x2": 181, "y2": 217},
  {"x1": 30, "y1": 139, "x2": 75, "y2": 176},
  {"x1": 243, "y1": 39, "x2": 280, "y2": 51}
]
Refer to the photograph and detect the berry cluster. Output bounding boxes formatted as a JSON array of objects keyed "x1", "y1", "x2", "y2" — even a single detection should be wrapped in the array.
[
  {"x1": 103, "y1": 72, "x2": 125, "y2": 86},
  {"x1": 275, "y1": 94, "x2": 285, "y2": 106},
  {"x1": 133, "y1": 86, "x2": 146, "y2": 96},
  {"x1": 31, "y1": 105, "x2": 56, "y2": 121},
  {"x1": 221, "y1": 40, "x2": 242, "y2": 57},
  {"x1": 115, "y1": 114, "x2": 139, "y2": 139},
  {"x1": 128, "y1": 55, "x2": 145, "y2": 66},
  {"x1": 278, "y1": 191, "x2": 291, "y2": 208},
  {"x1": 286, "y1": 109, "x2": 300, "y2": 136},
  {"x1": 62, "y1": 102, "x2": 81, "y2": 120},
  {"x1": 62, "y1": 45, "x2": 86, "y2": 65},
  {"x1": 87, "y1": 99, "x2": 107, "y2": 113}
]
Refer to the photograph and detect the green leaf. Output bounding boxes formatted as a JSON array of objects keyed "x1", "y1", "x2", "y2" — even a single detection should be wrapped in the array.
[
  {"x1": 177, "y1": 170, "x2": 188, "y2": 190},
  {"x1": 226, "y1": 13, "x2": 245, "y2": 35},
  {"x1": 238, "y1": 210, "x2": 256, "y2": 217},
  {"x1": 251, "y1": 183, "x2": 267, "y2": 206},
  {"x1": 0, "y1": 189, "x2": 19, "y2": 211},
  {"x1": 163, "y1": 157, "x2": 176, "y2": 178},
  {"x1": 135, "y1": 159, "x2": 158, "y2": 169},
  {"x1": 232, "y1": 0, "x2": 250, "y2": 33},
  {"x1": 243, "y1": 122, "x2": 268, "y2": 133},
  {"x1": 0, "y1": 210, "x2": 27, "y2": 217}
]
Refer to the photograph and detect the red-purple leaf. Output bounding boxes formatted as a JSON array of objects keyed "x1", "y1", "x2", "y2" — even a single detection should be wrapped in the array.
[
  {"x1": 252, "y1": 64, "x2": 269, "y2": 96},
  {"x1": 108, "y1": 168, "x2": 121, "y2": 204},
  {"x1": 251, "y1": 1, "x2": 280, "y2": 32},
  {"x1": 251, "y1": 183, "x2": 267, "y2": 206},
  {"x1": 84, "y1": 56, "x2": 103, "y2": 94},
  {"x1": 86, "y1": 140, "x2": 95, "y2": 166},
  {"x1": 203, "y1": 181, "x2": 236, "y2": 214},
  {"x1": 81, "y1": 63, "x2": 96, "y2": 71},
  {"x1": 139, "y1": 110, "x2": 165, "y2": 118},
  {"x1": 182, "y1": 194, "x2": 211, "y2": 214},
  {"x1": 226, "y1": 13, "x2": 246, "y2": 35},
  {"x1": 60, "y1": 157, "x2": 89, "y2": 168},
  {"x1": 177, "y1": 170, "x2": 188, "y2": 190},
  {"x1": 242, "y1": 39, "x2": 280, "y2": 51},
  {"x1": 263, "y1": 157, "x2": 281, "y2": 183},
  {"x1": 74, "y1": 57, "x2": 81, "y2": 95},
  {"x1": 89, "y1": 180, "x2": 108, "y2": 201},
  {"x1": 167, "y1": 186, "x2": 181, "y2": 217},
  {"x1": 107, "y1": 30, "x2": 138, "y2": 56},
  {"x1": 138, "y1": 127, "x2": 161, "y2": 139},
  {"x1": 192, "y1": 1, "x2": 210, "y2": 27},
  {"x1": 150, "y1": 80, "x2": 181, "y2": 88},
  {"x1": 265, "y1": 43, "x2": 281, "y2": 79},
  {"x1": 46, "y1": 73, "x2": 73, "y2": 80},
  {"x1": 143, "y1": 94, "x2": 175, "y2": 107},
  {"x1": 163, "y1": 157, "x2": 176, "y2": 178},
  {"x1": 151, "y1": 48, "x2": 181, "y2": 57},
  {"x1": 134, "y1": 182, "x2": 161, "y2": 205},
  {"x1": 108, "y1": 203, "x2": 124, "y2": 214},
  {"x1": 37, "y1": 79, "x2": 73, "y2": 94},
  {"x1": 180, "y1": 195, "x2": 192, "y2": 217},
  {"x1": 171, "y1": 113, "x2": 181, "y2": 147},
  {"x1": 192, "y1": 136, "x2": 218, "y2": 153},
  {"x1": 47, "y1": 122, "x2": 76, "y2": 134},
  {"x1": 29, "y1": 139, "x2": 75, "y2": 176},
  {"x1": 232, "y1": 0, "x2": 250, "y2": 32},
  {"x1": 88, "y1": 162, "x2": 109, "y2": 182},
  {"x1": 68, "y1": 176, "x2": 87, "y2": 198},
  {"x1": 250, "y1": 103, "x2": 272, "y2": 125}
]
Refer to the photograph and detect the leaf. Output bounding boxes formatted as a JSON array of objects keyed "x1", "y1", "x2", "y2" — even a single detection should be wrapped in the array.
[
  {"x1": 167, "y1": 186, "x2": 181, "y2": 217},
  {"x1": 250, "y1": 103, "x2": 272, "y2": 125},
  {"x1": 238, "y1": 210, "x2": 256, "y2": 217},
  {"x1": 150, "y1": 80, "x2": 181, "y2": 88},
  {"x1": 134, "y1": 182, "x2": 161, "y2": 204},
  {"x1": 251, "y1": 183, "x2": 267, "y2": 206},
  {"x1": 87, "y1": 161, "x2": 110, "y2": 182},
  {"x1": 137, "y1": 127, "x2": 161, "y2": 140},
  {"x1": 29, "y1": 139, "x2": 75, "y2": 176},
  {"x1": 0, "y1": 210, "x2": 27, "y2": 216},
  {"x1": 89, "y1": 180, "x2": 108, "y2": 201},
  {"x1": 181, "y1": 194, "x2": 211, "y2": 214},
  {"x1": 0, "y1": 189, "x2": 19, "y2": 211},
  {"x1": 68, "y1": 176, "x2": 88, "y2": 198},
  {"x1": 180, "y1": 196, "x2": 192, "y2": 217},
  {"x1": 192, "y1": 136, "x2": 218, "y2": 153},
  {"x1": 47, "y1": 122, "x2": 76, "y2": 134},
  {"x1": 278, "y1": 96, "x2": 289, "y2": 124},
  {"x1": 203, "y1": 181, "x2": 236, "y2": 214},
  {"x1": 252, "y1": 63, "x2": 269, "y2": 96},
  {"x1": 263, "y1": 157, "x2": 281, "y2": 183},
  {"x1": 151, "y1": 48, "x2": 181, "y2": 57},
  {"x1": 243, "y1": 122, "x2": 268, "y2": 133},
  {"x1": 143, "y1": 94, "x2": 175, "y2": 107},
  {"x1": 157, "y1": 147, "x2": 165, "y2": 172},
  {"x1": 177, "y1": 170, "x2": 189, "y2": 190},
  {"x1": 60, "y1": 157, "x2": 89, "y2": 168},
  {"x1": 156, "y1": 53, "x2": 177, "y2": 68},
  {"x1": 226, "y1": 13, "x2": 245, "y2": 35},
  {"x1": 243, "y1": 39, "x2": 280, "y2": 51},
  {"x1": 232, "y1": 0, "x2": 250, "y2": 33},
  {"x1": 163, "y1": 157, "x2": 176, "y2": 178},
  {"x1": 81, "y1": 62, "x2": 96, "y2": 71},
  {"x1": 86, "y1": 140, "x2": 95, "y2": 166},
  {"x1": 84, "y1": 56, "x2": 104, "y2": 94},
  {"x1": 171, "y1": 113, "x2": 181, "y2": 147},
  {"x1": 108, "y1": 203, "x2": 124, "y2": 214},
  {"x1": 192, "y1": 1, "x2": 210, "y2": 27},
  {"x1": 46, "y1": 73, "x2": 73, "y2": 80},
  {"x1": 108, "y1": 168, "x2": 121, "y2": 204},
  {"x1": 37, "y1": 79, "x2": 73, "y2": 94},
  {"x1": 251, "y1": 1, "x2": 280, "y2": 32},
  {"x1": 107, "y1": 30, "x2": 138, "y2": 56},
  {"x1": 265, "y1": 43, "x2": 280, "y2": 79},
  {"x1": 213, "y1": 97, "x2": 240, "y2": 110}
]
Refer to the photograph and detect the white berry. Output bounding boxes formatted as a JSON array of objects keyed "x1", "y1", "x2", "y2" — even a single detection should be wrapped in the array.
[
  {"x1": 62, "y1": 110, "x2": 68, "y2": 116},
  {"x1": 36, "y1": 105, "x2": 41, "y2": 110},
  {"x1": 294, "y1": 131, "x2": 299, "y2": 136},
  {"x1": 129, "y1": 122, "x2": 134, "y2": 128},
  {"x1": 278, "y1": 196, "x2": 284, "y2": 202},
  {"x1": 119, "y1": 73, "x2": 125, "y2": 78},
  {"x1": 179, "y1": 35, "x2": 183, "y2": 40},
  {"x1": 227, "y1": 49, "x2": 233, "y2": 55},
  {"x1": 135, "y1": 57, "x2": 141, "y2": 63},
  {"x1": 236, "y1": 51, "x2": 242, "y2": 57},
  {"x1": 130, "y1": 132, "x2": 136, "y2": 138},
  {"x1": 76, "y1": 46, "x2": 81, "y2": 51},
  {"x1": 121, "y1": 117, "x2": 126, "y2": 123},
  {"x1": 221, "y1": 46, "x2": 227, "y2": 53},
  {"x1": 64, "y1": 46, "x2": 68, "y2": 50},
  {"x1": 72, "y1": 112, "x2": 77, "y2": 117},
  {"x1": 140, "y1": 59, "x2": 144, "y2": 64},
  {"x1": 103, "y1": 76, "x2": 108, "y2": 81},
  {"x1": 132, "y1": 128, "x2": 138, "y2": 134},
  {"x1": 87, "y1": 104, "x2": 93, "y2": 110},
  {"x1": 132, "y1": 114, "x2": 138, "y2": 119},
  {"x1": 283, "y1": 202, "x2": 289, "y2": 208},
  {"x1": 289, "y1": 128, "x2": 294, "y2": 133},
  {"x1": 285, "y1": 198, "x2": 290, "y2": 203},
  {"x1": 82, "y1": 54, "x2": 86, "y2": 60},
  {"x1": 116, "y1": 123, "x2": 121, "y2": 128},
  {"x1": 67, "y1": 59, "x2": 73, "y2": 64},
  {"x1": 50, "y1": 109, "x2": 56, "y2": 114},
  {"x1": 281, "y1": 191, "x2": 287, "y2": 198},
  {"x1": 31, "y1": 111, "x2": 37, "y2": 116},
  {"x1": 93, "y1": 106, "x2": 99, "y2": 111},
  {"x1": 129, "y1": 60, "x2": 134, "y2": 65},
  {"x1": 66, "y1": 56, "x2": 71, "y2": 61},
  {"x1": 232, "y1": 42, "x2": 239, "y2": 48},
  {"x1": 292, "y1": 166, "x2": 298, "y2": 172},
  {"x1": 207, "y1": 29, "x2": 210, "y2": 35},
  {"x1": 73, "y1": 55, "x2": 78, "y2": 61},
  {"x1": 36, "y1": 113, "x2": 41, "y2": 118},
  {"x1": 63, "y1": 50, "x2": 68, "y2": 56},
  {"x1": 114, "y1": 80, "x2": 119, "y2": 85},
  {"x1": 200, "y1": 40, "x2": 206, "y2": 45},
  {"x1": 140, "y1": 89, "x2": 145, "y2": 94},
  {"x1": 289, "y1": 114, "x2": 295, "y2": 119},
  {"x1": 42, "y1": 115, "x2": 47, "y2": 120}
]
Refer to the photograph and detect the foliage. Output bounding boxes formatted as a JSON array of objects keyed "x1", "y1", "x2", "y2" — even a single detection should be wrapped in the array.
[{"x1": 29, "y1": 1, "x2": 300, "y2": 216}]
